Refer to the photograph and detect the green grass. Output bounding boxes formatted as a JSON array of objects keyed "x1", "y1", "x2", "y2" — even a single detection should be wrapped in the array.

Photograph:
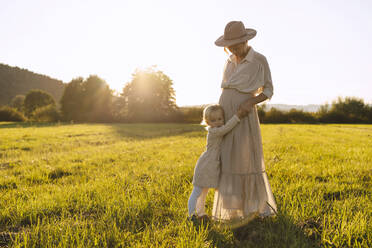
[{"x1": 0, "y1": 122, "x2": 371, "y2": 247}]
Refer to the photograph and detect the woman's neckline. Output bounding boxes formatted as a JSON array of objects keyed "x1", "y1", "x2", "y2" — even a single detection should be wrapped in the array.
[{"x1": 235, "y1": 46, "x2": 251, "y2": 64}]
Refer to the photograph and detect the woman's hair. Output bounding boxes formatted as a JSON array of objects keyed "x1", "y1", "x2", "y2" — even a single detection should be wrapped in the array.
[
  {"x1": 201, "y1": 104, "x2": 224, "y2": 126},
  {"x1": 224, "y1": 47, "x2": 230, "y2": 55},
  {"x1": 224, "y1": 41, "x2": 248, "y2": 55}
]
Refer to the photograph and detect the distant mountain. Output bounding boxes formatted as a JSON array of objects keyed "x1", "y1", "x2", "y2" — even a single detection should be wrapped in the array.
[
  {"x1": 0, "y1": 63, "x2": 65, "y2": 105},
  {"x1": 265, "y1": 104, "x2": 320, "y2": 112},
  {"x1": 181, "y1": 103, "x2": 321, "y2": 112}
]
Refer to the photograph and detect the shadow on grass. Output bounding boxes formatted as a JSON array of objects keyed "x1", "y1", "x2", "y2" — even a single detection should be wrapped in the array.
[
  {"x1": 0, "y1": 122, "x2": 72, "y2": 129},
  {"x1": 0, "y1": 122, "x2": 205, "y2": 140},
  {"x1": 0, "y1": 232, "x2": 13, "y2": 247},
  {"x1": 208, "y1": 213, "x2": 321, "y2": 248},
  {"x1": 107, "y1": 122, "x2": 205, "y2": 140}
]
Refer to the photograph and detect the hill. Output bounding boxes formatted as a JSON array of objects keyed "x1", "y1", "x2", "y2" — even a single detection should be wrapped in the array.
[
  {"x1": 266, "y1": 104, "x2": 320, "y2": 112},
  {"x1": 0, "y1": 63, "x2": 65, "y2": 105},
  {"x1": 182, "y1": 103, "x2": 321, "y2": 112}
]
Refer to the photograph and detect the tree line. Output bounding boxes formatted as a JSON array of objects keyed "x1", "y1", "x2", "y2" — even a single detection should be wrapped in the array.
[
  {"x1": 256, "y1": 98, "x2": 372, "y2": 124},
  {"x1": 0, "y1": 66, "x2": 371, "y2": 124},
  {"x1": 0, "y1": 67, "x2": 181, "y2": 123}
]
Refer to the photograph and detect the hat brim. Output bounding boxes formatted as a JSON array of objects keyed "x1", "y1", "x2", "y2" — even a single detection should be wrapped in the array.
[{"x1": 215, "y1": 28, "x2": 257, "y2": 47}]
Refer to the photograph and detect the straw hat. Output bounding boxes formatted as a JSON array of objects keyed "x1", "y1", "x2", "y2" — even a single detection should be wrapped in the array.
[{"x1": 215, "y1": 21, "x2": 256, "y2": 47}]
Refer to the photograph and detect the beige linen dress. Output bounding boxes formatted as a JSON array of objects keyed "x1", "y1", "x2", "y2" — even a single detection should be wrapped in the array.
[
  {"x1": 192, "y1": 115, "x2": 240, "y2": 188},
  {"x1": 212, "y1": 47, "x2": 277, "y2": 221}
]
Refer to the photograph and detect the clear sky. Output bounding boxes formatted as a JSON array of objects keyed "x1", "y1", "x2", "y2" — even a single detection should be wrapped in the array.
[{"x1": 1, "y1": 0, "x2": 371, "y2": 106}]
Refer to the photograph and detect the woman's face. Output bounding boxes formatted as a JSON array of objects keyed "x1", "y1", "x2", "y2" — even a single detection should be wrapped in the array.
[{"x1": 227, "y1": 41, "x2": 248, "y2": 57}]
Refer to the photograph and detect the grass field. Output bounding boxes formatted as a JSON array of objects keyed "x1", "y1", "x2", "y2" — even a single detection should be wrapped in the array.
[{"x1": 0, "y1": 122, "x2": 371, "y2": 247}]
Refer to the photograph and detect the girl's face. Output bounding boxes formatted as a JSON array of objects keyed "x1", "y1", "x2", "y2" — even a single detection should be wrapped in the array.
[
  {"x1": 208, "y1": 110, "x2": 224, "y2": 128},
  {"x1": 227, "y1": 41, "x2": 248, "y2": 58}
]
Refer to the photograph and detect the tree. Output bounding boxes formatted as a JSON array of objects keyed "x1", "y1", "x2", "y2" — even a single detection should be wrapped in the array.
[
  {"x1": 82, "y1": 75, "x2": 113, "y2": 122},
  {"x1": 10, "y1": 95, "x2": 25, "y2": 111},
  {"x1": 121, "y1": 67, "x2": 178, "y2": 122},
  {"x1": 60, "y1": 77, "x2": 84, "y2": 121},
  {"x1": 60, "y1": 75, "x2": 113, "y2": 122},
  {"x1": 24, "y1": 90, "x2": 55, "y2": 117}
]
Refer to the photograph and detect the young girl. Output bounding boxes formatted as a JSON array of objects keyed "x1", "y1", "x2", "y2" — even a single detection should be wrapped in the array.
[{"x1": 188, "y1": 104, "x2": 247, "y2": 222}]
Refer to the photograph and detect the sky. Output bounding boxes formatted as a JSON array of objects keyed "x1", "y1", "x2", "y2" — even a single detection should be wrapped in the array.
[{"x1": 1, "y1": 0, "x2": 371, "y2": 106}]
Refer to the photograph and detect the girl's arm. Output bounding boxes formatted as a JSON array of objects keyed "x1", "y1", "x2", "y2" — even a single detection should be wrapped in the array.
[{"x1": 208, "y1": 115, "x2": 240, "y2": 136}]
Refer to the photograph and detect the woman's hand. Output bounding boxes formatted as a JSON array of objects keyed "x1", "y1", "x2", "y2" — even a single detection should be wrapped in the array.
[
  {"x1": 240, "y1": 99, "x2": 255, "y2": 113},
  {"x1": 237, "y1": 106, "x2": 247, "y2": 119},
  {"x1": 238, "y1": 93, "x2": 268, "y2": 117}
]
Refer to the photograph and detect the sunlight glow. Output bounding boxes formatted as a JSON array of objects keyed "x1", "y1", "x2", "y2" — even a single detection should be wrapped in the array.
[{"x1": 1, "y1": 0, "x2": 371, "y2": 106}]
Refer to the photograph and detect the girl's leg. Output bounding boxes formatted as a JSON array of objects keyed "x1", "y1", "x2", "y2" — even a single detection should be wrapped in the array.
[
  {"x1": 188, "y1": 186, "x2": 203, "y2": 217},
  {"x1": 196, "y1": 188, "x2": 209, "y2": 216}
]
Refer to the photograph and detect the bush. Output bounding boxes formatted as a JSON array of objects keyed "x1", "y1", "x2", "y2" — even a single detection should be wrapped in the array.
[
  {"x1": 178, "y1": 106, "x2": 204, "y2": 123},
  {"x1": 317, "y1": 97, "x2": 370, "y2": 123},
  {"x1": 10, "y1": 95, "x2": 25, "y2": 111},
  {"x1": 263, "y1": 108, "x2": 317, "y2": 123},
  {"x1": 263, "y1": 108, "x2": 290, "y2": 123},
  {"x1": 257, "y1": 104, "x2": 266, "y2": 123},
  {"x1": 162, "y1": 109, "x2": 185, "y2": 123},
  {"x1": 24, "y1": 90, "x2": 56, "y2": 117},
  {"x1": 0, "y1": 106, "x2": 26, "y2": 122},
  {"x1": 367, "y1": 105, "x2": 372, "y2": 124},
  {"x1": 31, "y1": 105, "x2": 61, "y2": 122},
  {"x1": 287, "y1": 109, "x2": 317, "y2": 123}
]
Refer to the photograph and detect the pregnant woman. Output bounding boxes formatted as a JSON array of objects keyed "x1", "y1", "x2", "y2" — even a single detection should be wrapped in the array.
[{"x1": 212, "y1": 21, "x2": 277, "y2": 223}]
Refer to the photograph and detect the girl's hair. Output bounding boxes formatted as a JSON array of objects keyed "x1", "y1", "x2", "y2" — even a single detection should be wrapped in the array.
[{"x1": 201, "y1": 104, "x2": 224, "y2": 126}]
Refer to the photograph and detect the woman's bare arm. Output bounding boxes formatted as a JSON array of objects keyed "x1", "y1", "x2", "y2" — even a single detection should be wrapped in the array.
[{"x1": 241, "y1": 93, "x2": 268, "y2": 112}]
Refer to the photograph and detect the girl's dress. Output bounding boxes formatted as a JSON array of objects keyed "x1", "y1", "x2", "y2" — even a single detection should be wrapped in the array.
[
  {"x1": 188, "y1": 115, "x2": 240, "y2": 217},
  {"x1": 212, "y1": 47, "x2": 277, "y2": 221},
  {"x1": 192, "y1": 115, "x2": 241, "y2": 188}
]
